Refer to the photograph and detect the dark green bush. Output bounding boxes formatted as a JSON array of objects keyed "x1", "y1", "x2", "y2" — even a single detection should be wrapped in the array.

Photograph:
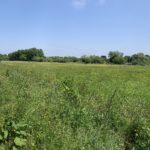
[{"x1": 125, "y1": 120, "x2": 150, "y2": 150}]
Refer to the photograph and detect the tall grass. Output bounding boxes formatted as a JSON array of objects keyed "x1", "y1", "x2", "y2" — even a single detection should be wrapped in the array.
[{"x1": 0, "y1": 62, "x2": 150, "y2": 149}]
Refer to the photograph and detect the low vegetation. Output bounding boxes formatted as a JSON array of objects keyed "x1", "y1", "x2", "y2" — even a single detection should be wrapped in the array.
[
  {"x1": 0, "y1": 48, "x2": 150, "y2": 65},
  {"x1": 0, "y1": 62, "x2": 149, "y2": 149}
]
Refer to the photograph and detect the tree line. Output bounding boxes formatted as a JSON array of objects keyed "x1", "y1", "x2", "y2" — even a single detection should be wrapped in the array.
[{"x1": 0, "y1": 48, "x2": 150, "y2": 65}]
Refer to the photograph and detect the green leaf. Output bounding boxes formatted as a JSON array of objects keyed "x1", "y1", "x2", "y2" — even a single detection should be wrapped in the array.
[
  {"x1": 14, "y1": 137, "x2": 26, "y2": 147},
  {"x1": 12, "y1": 122, "x2": 17, "y2": 129},
  {"x1": 20, "y1": 131, "x2": 27, "y2": 136},
  {"x1": 17, "y1": 123, "x2": 27, "y2": 127},
  {"x1": 13, "y1": 146, "x2": 18, "y2": 150},
  {"x1": 4, "y1": 130, "x2": 8, "y2": 139},
  {"x1": 0, "y1": 145, "x2": 5, "y2": 150},
  {"x1": 0, "y1": 134, "x2": 3, "y2": 140},
  {"x1": 16, "y1": 131, "x2": 27, "y2": 136}
]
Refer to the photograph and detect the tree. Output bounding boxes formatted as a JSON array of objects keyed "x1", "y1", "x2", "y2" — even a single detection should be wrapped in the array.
[
  {"x1": 32, "y1": 56, "x2": 45, "y2": 62},
  {"x1": 90, "y1": 55, "x2": 106, "y2": 64},
  {"x1": 0, "y1": 54, "x2": 2, "y2": 62},
  {"x1": 80, "y1": 55, "x2": 106, "y2": 64},
  {"x1": 0, "y1": 54, "x2": 8, "y2": 61},
  {"x1": 101, "y1": 55, "x2": 107, "y2": 63},
  {"x1": 131, "y1": 53, "x2": 150, "y2": 65},
  {"x1": 124, "y1": 56, "x2": 131, "y2": 64},
  {"x1": 108, "y1": 51, "x2": 125, "y2": 64},
  {"x1": 80, "y1": 55, "x2": 92, "y2": 64},
  {"x1": 19, "y1": 54, "x2": 27, "y2": 61},
  {"x1": 8, "y1": 48, "x2": 45, "y2": 61}
]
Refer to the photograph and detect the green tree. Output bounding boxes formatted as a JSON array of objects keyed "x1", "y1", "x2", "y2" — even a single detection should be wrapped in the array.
[
  {"x1": 81, "y1": 55, "x2": 92, "y2": 64},
  {"x1": 131, "y1": 53, "x2": 150, "y2": 65},
  {"x1": 124, "y1": 56, "x2": 131, "y2": 64},
  {"x1": 8, "y1": 48, "x2": 45, "y2": 61},
  {"x1": 0, "y1": 54, "x2": 8, "y2": 61},
  {"x1": 108, "y1": 51, "x2": 125, "y2": 64}
]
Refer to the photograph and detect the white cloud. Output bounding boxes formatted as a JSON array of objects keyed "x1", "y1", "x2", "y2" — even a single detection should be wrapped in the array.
[{"x1": 72, "y1": 0, "x2": 90, "y2": 9}]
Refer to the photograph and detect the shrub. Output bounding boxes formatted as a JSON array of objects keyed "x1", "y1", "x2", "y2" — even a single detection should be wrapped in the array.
[{"x1": 124, "y1": 120, "x2": 150, "y2": 150}]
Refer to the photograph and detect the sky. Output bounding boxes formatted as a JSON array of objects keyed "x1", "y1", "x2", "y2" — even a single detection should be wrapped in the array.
[{"x1": 0, "y1": 0, "x2": 150, "y2": 56}]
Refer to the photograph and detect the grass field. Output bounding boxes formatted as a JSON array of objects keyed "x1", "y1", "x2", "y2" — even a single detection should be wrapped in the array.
[{"x1": 0, "y1": 61, "x2": 150, "y2": 150}]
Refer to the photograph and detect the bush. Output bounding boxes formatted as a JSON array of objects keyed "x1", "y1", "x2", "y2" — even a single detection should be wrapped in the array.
[
  {"x1": 125, "y1": 120, "x2": 150, "y2": 150},
  {"x1": 32, "y1": 56, "x2": 45, "y2": 62}
]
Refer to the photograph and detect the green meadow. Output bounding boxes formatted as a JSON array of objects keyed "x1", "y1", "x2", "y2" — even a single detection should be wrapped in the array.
[{"x1": 0, "y1": 61, "x2": 150, "y2": 150}]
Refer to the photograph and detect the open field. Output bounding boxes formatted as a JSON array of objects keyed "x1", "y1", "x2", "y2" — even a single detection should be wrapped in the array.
[{"x1": 0, "y1": 62, "x2": 150, "y2": 150}]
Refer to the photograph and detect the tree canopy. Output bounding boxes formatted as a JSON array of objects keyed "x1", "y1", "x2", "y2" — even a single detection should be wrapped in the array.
[
  {"x1": 0, "y1": 54, "x2": 8, "y2": 61},
  {"x1": 0, "y1": 48, "x2": 149, "y2": 65},
  {"x1": 8, "y1": 48, "x2": 45, "y2": 61},
  {"x1": 108, "y1": 51, "x2": 125, "y2": 64}
]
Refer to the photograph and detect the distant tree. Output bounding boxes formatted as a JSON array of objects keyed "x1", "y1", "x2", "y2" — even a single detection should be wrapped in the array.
[
  {"x1": 32, "y1": 56, "x2": 45, "y2": 62},
  {"x1": 48, "y1": 56, "x2": 65, "y2": 63},
  {"x1": 8, "y1": 48, "x2": 45, "y2": 61},
  {"x1": 0, "y1": 54, "x2": 8, "y2": 61},
  {"x1": 0, "y1": 54, "x2": 2, "y2": 62},
  {"x1": 90, "y1": 55, "x2": 105, "y2": 64},
  {"x1": 45, "y1": 57, "x2": 53, "y2": 62},
  {"x1": 131, "y1": 53, "x2": 150, "y2": 65},
  {"x1": 19, "y1": 54, "x2": 27, "y2": 61},
  {"x1": 64, "y1": 56, "x2": 79, "y2": 63},
  {"x1": 80, "y1": 55, "x2": 106, "y2": 64},
  {"x1": 108, "y1": 51, "x2": 125, "y2": 64},
  {"x1": 5, "y1": 48, "x2": 150, "y2": 65},
  {"x1": 101, "y1": 55, "x2": 107, "y2": 63},
  {"x1": 45, "y1": 56, "x2": 79, "y2": 63},
  {"x1": 80, "y1": 55, "x2": 92, "y2": 64},
  {"x1": 145, "y1": 54, "x2": 150, "y2": 58},
  {"x1": 124, "y1": 56, "x2": 131, "y2": 64}
]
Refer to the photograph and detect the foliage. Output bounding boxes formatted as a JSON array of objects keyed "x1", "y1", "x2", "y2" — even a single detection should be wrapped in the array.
[
  {"x1": 0, "y1": 54, "x2": 8, "y2": 61},
  {"x1": 46, "y1": 56, "x2": 79, "y2": 63},
  {"x1": 45, "y1": 52, "x2": 150, "y2": 65},
  {"x1": 131, "y1": 53, "x2": 150, "y2": 65},
  {"x1": 0, "y1": 62, "x2": 150, "y2": 149},
  {"x1": 80, "y1": 55, "x2": 106, "y2": 64},
  {"x1": 2, "y1": 48, "x2": 150, "y2": 65},
  {"x1": 125, "y1": 120, "x2": 150, "y2": 150},
  {"x1": 8, "y1": 48, "x2": 44, "y2": 61},
  {"x1": 0, "y1": 119, "x2": 29, "y2": 150},
  {"x1": 108, "y1": 51, "x2": 125, "y2": 64}
]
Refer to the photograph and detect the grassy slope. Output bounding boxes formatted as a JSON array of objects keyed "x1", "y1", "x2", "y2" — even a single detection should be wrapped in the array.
[{"x1": 0, "y1": 62, "x2": 150, "y2": 149}]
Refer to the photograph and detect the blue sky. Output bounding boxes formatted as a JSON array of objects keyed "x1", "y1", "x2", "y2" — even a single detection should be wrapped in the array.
[{"x1": 0, "y1": 0, "x2": 150, "y2": 56}]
